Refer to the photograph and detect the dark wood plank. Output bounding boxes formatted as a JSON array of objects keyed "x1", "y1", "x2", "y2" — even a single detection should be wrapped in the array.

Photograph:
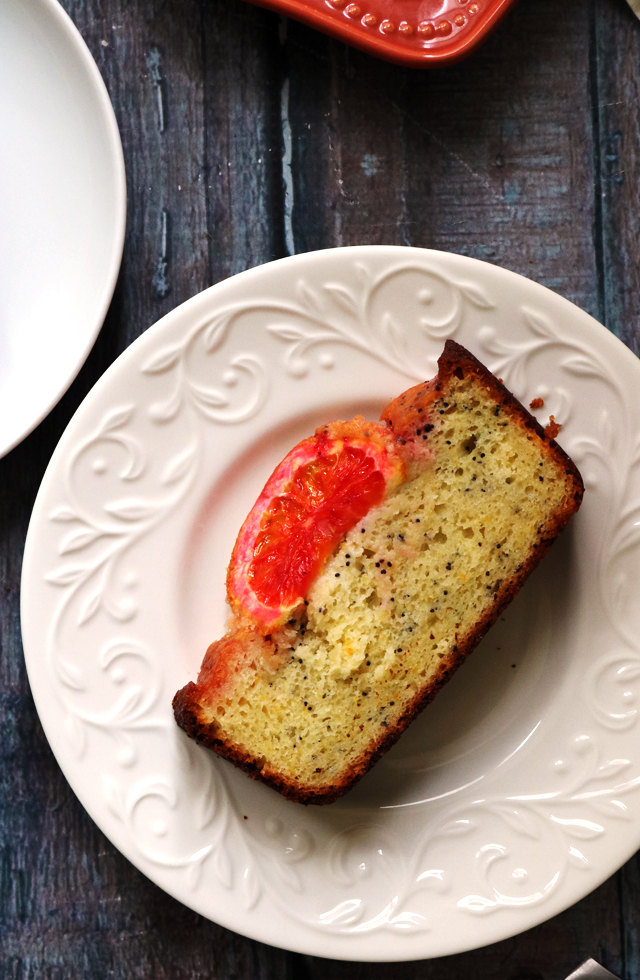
[
  {"x1": 67, "y1": 0, "x2": 210, "y2": 346},
  {"x1": 200, "y1": 1, "x2": 287, "y2": 280},
  {"x1": 594, "y1": 0, "x2": 640, "y2": 354},
  {"x1": 286, "y1": 22, "x2": 410, "y2": 250}
]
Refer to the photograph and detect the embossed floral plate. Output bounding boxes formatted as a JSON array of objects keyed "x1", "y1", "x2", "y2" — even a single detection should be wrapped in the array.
[
  {"x1": 21, "y1": 247, "x2": 640, "y2": 960},
  {"x1": 0, "y1": 0, "x2": 126, "y2": 458},
  {"x1": 248, "y1": 0, "x2": 519, "y2": 67}
]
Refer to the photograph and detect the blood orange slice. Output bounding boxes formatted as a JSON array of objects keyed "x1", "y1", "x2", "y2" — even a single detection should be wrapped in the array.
[{"x1": 227, "y1": 416, "x2": 406, "y2": 631}]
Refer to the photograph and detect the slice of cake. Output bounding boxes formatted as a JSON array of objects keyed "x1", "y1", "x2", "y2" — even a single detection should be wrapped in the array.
[{"x1": 173, "y1": 341, "x2": 583, "y2": 804}]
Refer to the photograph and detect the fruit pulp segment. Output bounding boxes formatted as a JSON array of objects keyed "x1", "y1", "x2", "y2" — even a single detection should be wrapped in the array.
[
  {"x1": 249, "y1": 444, "x2": 387, "y2": 608},
  {"x1": 227, "y1": 419, "x2": 405, "y2": 631}
]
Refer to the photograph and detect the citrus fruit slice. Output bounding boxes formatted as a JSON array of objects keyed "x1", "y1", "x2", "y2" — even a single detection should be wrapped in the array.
[{"x1": 227, "y1": 416, "x2": 406, "y2": 631}]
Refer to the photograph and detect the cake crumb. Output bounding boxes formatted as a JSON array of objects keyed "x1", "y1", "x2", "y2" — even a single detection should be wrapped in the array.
[
  {"x1": 529, "y1": 397, "x2": 544, "y2": 410},
  {"x1": 545, "y1": 415, "x2": 562, "y2": 440}
]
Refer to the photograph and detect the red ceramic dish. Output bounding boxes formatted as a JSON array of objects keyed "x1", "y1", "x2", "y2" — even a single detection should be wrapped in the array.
[{"x1": 246, "y1": 0, "x2": 519, "y2": 67}]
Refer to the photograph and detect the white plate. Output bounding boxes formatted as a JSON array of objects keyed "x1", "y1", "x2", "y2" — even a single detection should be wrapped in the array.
[
  {"x1": 0, "y1": 0, "x2": 125, "y2": 458},
  {"x1": 21, "y1": 247, "x2": 640, "y2": 960}
]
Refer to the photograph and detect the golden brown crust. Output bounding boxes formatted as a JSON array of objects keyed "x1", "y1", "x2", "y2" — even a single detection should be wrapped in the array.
[{"x1": 173, "y1": 339, "x2": 584, "y2": 805}]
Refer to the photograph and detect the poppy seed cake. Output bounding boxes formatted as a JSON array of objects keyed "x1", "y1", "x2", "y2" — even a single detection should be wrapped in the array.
[{"x1": 173, "y1": 341, "x2": 584, "y2": 804}]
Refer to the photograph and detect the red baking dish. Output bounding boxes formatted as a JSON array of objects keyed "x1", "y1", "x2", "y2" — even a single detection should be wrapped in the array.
[{"x1": 246, "y1": 0, "x2": 519, "y2": 67}]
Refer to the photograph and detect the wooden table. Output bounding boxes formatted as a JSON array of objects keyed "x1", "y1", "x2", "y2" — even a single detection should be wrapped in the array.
[{"x1": 3, "y1": 0, "x2": 640, "y2": 975}]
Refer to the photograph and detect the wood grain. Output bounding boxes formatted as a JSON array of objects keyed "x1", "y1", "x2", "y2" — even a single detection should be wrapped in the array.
[
  {"x1": 593, "y1": 0, "x2": 640, "y2": 353},
  {"x1": 2, "y1": 0, "x2": 640, "y2": 976}
]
